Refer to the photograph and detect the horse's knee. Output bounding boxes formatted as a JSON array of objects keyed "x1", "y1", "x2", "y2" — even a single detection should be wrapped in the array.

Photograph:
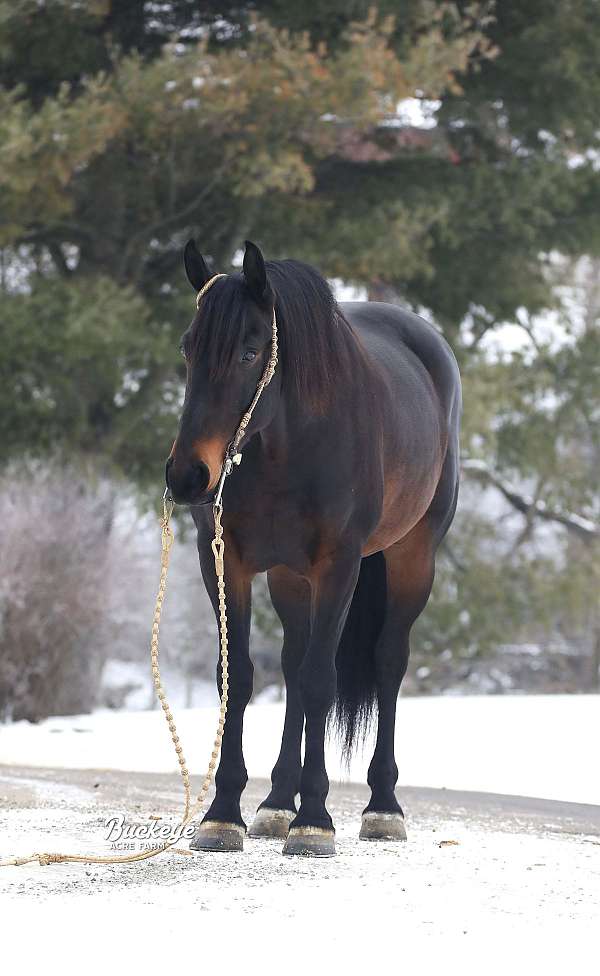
[
  {"x1": 218, "y1": 656, "x2": 253, "y2": 707},
  {"x1": 281, "y1": 639, "x2": 303, "y2": 682},
  {"x1": 298, "y1": 661, "x2": 336, "y2": 715}
]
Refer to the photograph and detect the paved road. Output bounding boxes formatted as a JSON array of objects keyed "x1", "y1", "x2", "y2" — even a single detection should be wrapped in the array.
[
  {"x1": 2, "y1": 763, "x2": 599, "y2": 837},
  {"x1": 1, "y1": 764, "x2": 598, "y2": 967}
]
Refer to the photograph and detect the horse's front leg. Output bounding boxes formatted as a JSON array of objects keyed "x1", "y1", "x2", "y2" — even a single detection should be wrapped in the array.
[
  {"x1": 190, "y1": 535, "x2": 252, "y2": 853},
  {"x1": 249, "y1": 566, "x2": 309, "y2": 839},
  {"x1": 283, "y1": 549, "x2": 361, "y2": 857}
]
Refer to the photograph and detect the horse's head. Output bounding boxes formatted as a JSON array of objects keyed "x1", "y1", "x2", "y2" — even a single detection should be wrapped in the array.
[{"x1": 166, "y1": 239, "x2": 278, "y2": 505}]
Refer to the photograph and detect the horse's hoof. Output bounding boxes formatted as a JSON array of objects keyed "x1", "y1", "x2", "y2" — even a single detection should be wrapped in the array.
[
  {"x1": 248, "y1": 807, "x2": 295, "y2": 839},
  {"x1": 282, "y1": 826, "x2": 336, "y2": 857},
  {"x1": 189, "y1": 820, "x2": 245, "y2": 852},
  {"x1": 359, "y1": 811, "x2": 407, "y2": 841}
]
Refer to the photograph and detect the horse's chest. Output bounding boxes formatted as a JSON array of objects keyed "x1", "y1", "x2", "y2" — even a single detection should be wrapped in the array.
[{"x1": 227, "y1": 498, "x2": 314, "y2": 574}]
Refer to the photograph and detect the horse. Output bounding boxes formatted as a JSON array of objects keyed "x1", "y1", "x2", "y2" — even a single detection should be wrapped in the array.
[{"x1": 166, "y1": 239, "x2": 461, "y2": 856}]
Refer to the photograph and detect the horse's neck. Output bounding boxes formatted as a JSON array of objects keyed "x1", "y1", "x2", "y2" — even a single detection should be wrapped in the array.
[
  {"x1": 256, "y1": 395, "x2": 302, "y2": 468},
  {"x1": 256, "y1": 321, "x2": 373, "y2": 479},
  {"x1": 256, "y1": 385, "x2": 353, "y2": 483}
]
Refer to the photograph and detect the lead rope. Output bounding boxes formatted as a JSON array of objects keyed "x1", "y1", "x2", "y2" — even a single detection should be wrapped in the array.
[
  {"x1": 0, "y1": 274, "x2": 277, "y2": 869},
  {"x1": 0, "y1": 492, "x2": 227, "y2": 867}
]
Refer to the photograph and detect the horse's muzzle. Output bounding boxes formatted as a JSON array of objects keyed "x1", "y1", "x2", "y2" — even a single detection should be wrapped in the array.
[{"x1": 165, "y1": 455, "x2": 212, "y2": 506}]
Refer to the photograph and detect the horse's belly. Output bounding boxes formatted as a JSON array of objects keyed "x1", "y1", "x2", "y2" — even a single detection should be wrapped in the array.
[{"x1": 362, "y1": 463, "x2": 442, "y2": 556}]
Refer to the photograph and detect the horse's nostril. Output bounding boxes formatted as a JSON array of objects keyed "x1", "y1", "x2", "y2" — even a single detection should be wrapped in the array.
[{"x1": 192, "y1": 460, "x2": 210, "y2": 495}]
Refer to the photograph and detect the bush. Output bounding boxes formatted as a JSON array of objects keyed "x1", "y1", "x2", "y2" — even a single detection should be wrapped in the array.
[{"x1": 0, "y1": 460, "x2": 113, "y2": 722}]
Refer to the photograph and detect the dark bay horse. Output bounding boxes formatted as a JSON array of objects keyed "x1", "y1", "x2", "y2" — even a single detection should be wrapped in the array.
[{"x1": 166, "y1": 240, "x2": 461, "y2": 856}]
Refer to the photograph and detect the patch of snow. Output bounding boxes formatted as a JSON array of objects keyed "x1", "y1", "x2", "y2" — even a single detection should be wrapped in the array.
[
  {"x1": 100, "y1": 657, "x2": 218, "y2": 711},
  {"x1": 252, "y1": 683, "x2": 282, "y2": 705},
  {"x1": 330, "y1": 278, "x2": 368, "y2": 302},
  {"x1": 390, "y1": 97, "x2": 441, "y2": 129},
  {"x1": 1, "y1": 695, "x2": 598, "y2": 805}
]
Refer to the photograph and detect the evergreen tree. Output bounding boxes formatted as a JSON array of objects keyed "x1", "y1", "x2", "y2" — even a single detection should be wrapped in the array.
[{"x1": 0, "y1": 2, "x2": 598, "y2": 687}]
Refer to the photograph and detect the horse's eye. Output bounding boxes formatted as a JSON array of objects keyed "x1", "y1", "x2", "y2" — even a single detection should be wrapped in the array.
[{"x1": 241, "y1": 349, "x2": 257, "y2": 363}]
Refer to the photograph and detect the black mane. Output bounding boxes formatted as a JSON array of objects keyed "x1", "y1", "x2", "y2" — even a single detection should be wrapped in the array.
[{"x1": 190, "y1": 259, "x2": 360, "y2": 410}]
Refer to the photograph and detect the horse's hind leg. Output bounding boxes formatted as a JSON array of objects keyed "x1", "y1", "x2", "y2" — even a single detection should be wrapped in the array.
[
  {"x1": 361, "y1": 520, "x2": 435, "y2": 842},
  {"x1": 249, "y1": 567, "x2": 309, "y2": 839}
]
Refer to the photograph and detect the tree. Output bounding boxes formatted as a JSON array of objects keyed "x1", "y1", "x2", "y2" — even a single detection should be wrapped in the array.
[
  {"x1": 0, "y1": 2, "x2": 598, "y2": 698},
  {"x1": 0, "y1": 5, "x2": 490, "y2": 484},
  {"x1": 415, "y1": 256, "x2": 599, "y2": 691}
]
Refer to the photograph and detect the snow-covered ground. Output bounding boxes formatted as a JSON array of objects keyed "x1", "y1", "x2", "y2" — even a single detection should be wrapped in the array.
[
  {"x1": 2, "y1": 696, "x2": 598, "y2": 971},
  {"x1": 1, "y1": 694, "x2": 598, "y2": 805},
  {"x1": 1, "y1": 768, "x2": 598, "y2": 974}
]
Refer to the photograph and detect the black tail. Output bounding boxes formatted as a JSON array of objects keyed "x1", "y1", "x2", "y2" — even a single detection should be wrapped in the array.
[{"x1": 333, "y1": 552, "x2": 387, "y2": 759}]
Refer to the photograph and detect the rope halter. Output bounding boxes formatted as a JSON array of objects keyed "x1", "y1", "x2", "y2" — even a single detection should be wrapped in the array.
[{"x1": 193, "y1": 272, "x2": 279, "y2": 510}]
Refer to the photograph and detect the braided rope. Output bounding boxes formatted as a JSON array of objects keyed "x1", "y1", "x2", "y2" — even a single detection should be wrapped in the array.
[
  {"x1": 196, "y1": 273, "x2": 227, "y2": 309},
  {"x1": 0, "y1": 270, "x2": 277, "y2": 870},
  {"x1": 232, "y1": 308, "x2": 278, "y2": 454}
]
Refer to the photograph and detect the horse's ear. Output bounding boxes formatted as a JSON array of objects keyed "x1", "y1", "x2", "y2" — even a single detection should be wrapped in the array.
[
  {"x1": 243, "y1": 240, "x2": 269, "y2": 305},
  {"x1": 183, "y1": 239, "x2": 211, "y2": 292}
]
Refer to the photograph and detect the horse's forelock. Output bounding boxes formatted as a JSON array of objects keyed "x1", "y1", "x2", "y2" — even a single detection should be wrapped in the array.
[{"x1": 189, "y1": 260, "x2": 359, "y2": 410}]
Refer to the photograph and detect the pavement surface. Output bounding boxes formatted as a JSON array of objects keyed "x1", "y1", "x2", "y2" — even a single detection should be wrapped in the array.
[{"x1": 1, "y1": 765, "x2": 599, "y2": 970}]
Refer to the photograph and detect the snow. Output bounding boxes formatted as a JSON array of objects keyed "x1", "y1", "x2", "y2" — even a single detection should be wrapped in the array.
[
  {"x1": 0, "y1": 766, "x2": 598, "y2": 974},
  {"x1": 3, "y1": 825, "x2": 597, "y2": 972},
  {"x1": 101, "y1": 658, "x2": 218, "y2": 711},
  {"x1": 1, "y1": 900, "x2": 596, "y2": 975},
  {"x1": 393, "y1": 97, "x2": 441, "y2": 129},
  {"x1": 330, "y1": 277, "x2": 368, "y2": 302},
  {"x1": 1, "y1": 695, "x2": 598, "y2": 805},
  {"x1": 1, "y1": 696, "x2": 598, "y2": 968}
]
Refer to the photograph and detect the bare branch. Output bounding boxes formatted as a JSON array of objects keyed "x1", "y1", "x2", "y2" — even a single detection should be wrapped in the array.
[
  {"x1": 462, "y1": 458, "x2": 599, "y2": 543},
  {"x1": 19, "y1": 222, "x2": 93, "y2": 245},
  {"x1": 119, "y1": 168, "x2": 227, "y2": 284}
]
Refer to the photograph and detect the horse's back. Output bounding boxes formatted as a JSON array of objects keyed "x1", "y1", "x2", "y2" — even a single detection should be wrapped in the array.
[{"x1": 341, "y1": 301, "x2": 461, "y2": 429}]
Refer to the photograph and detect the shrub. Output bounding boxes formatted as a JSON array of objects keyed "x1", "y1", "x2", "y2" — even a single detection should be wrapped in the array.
[{"x1": 0, "y1": 460, "x2": 113, "y2": 722}]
